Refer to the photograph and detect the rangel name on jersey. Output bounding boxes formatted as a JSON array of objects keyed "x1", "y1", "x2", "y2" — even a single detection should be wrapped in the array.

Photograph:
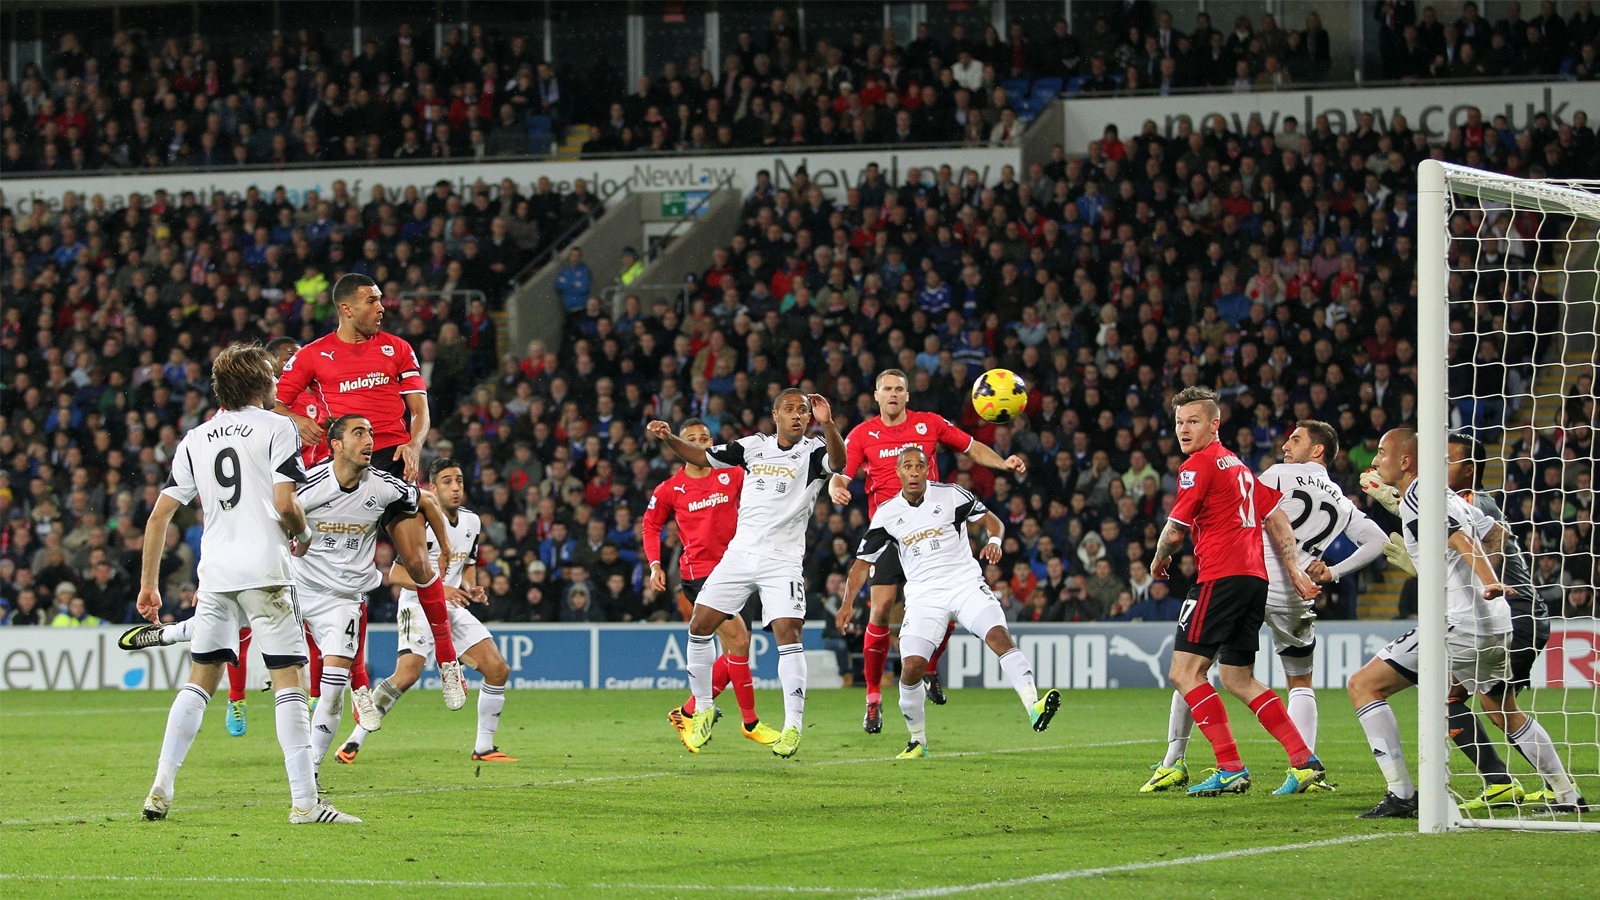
[
  {"x1": 705, "y1": 433, "x2": 834, "y2": 562},
  {"x1": 1258, "y1": 463, "x2": 1361, "y2": 565},
  {"x1": 293, "y1": 462, "x2": 418, "y2": 594},
  {"x1": 856, "y1": 482, "x2": 988, "y2": 595},
  {"x1": 160, "y1": 406, "x2": 303, "y2": 592}
]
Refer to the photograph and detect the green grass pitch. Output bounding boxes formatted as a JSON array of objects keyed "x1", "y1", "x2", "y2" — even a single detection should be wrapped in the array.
[{"x1": 2, "y1": 687, "x2": 1594, "y2": 899}]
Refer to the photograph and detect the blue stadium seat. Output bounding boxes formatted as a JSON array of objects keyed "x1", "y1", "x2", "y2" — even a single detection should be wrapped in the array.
[
  {"x1": 1003, "y1": 78, "x2": 1030, "y2": 106},
  {"x1": 1031, "y1": 77, "x2": 1063, "y2": 99},
  {"x1": 1017, "y1": 98, "x2": 1045, "y2": 121},
  {"x1": 1066, "y1": 75, "x2": 1091, "y2": 94}
]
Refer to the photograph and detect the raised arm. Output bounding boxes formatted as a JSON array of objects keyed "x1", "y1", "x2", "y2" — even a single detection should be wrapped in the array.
[
  {"x1": 965, "y1": 438, "x2": 1028, "y2": 476},
  {"x1": 646, "y1": 420, "x2": 711, "y2": 467},
  {"x1": 809, "y1": 394, "x2": 847, "y2": 473}
]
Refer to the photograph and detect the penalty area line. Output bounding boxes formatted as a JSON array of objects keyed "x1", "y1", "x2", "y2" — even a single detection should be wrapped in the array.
[{"x1": 851, "y1": 833, "x2": 1410, "y2": 899}]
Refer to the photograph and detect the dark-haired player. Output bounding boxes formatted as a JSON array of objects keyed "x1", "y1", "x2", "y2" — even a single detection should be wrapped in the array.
[
  {"x1": 273, "y1": 274, "x2": 467, "y2": 711},
  {"x1": 827, "y1": 369, "x2": 1026, "y2": 734},
  {"x1": 338, "y1": 457, "x2": 518, "y2": 764},
  {"x1": 647, "y1": 388, "x2": 846, "y2": 758},
  {"x1": 643, "y1": 418, "x2": 782, "y2": 749},
  {"x1": 1143, "y1": 420, "x2": 1384, "y2": 795},
  {"x1": 1147, "y1": 387, "x2": 1327, "y2": 797}
]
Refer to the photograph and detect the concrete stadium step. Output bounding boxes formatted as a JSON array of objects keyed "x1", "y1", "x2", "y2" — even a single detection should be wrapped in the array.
[{"x1": 557, "y1": 125, "x2": 591, "y2": 159}]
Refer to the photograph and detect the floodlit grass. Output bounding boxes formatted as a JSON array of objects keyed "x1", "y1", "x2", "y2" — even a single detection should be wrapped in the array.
[{"x1": 1, "y1": 687, "x2": 1594, "y2": 899}]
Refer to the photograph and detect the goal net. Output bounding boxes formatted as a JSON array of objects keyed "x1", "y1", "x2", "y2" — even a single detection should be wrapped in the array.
[{"x1": 1417, "y1": 160, "x2": 1600, "y2": 833}]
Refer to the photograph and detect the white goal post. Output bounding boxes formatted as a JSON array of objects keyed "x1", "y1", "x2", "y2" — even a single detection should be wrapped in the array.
[{"x1": 1417, "y1": 160, "x2": 1600, "y2": 833}]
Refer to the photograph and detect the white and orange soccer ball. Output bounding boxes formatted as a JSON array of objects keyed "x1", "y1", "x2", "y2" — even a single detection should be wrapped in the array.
[{"x1": 971, "y1": 368, "x2": 1028, "y2": 424}]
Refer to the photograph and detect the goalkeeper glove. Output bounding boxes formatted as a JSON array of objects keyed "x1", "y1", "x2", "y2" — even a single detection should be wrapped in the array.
[
  {"x1": 1384, "y1": 532, "x2": 1416, "y2": 577},
  {"x1": 1360, "y1": 469, "x2": 1402, "y2": 515}
]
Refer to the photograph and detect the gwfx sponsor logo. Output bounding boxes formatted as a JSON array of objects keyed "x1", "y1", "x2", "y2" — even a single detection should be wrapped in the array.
[
  {"x1": 899, "y1": 525, "x2": 948, "y2": 548},
  {"x1": 748, "y1": 463, "x2": 796, "y2": 478},
  {"x1": 338, "y1": 372, "x2": 391, "y2": 392},
  {"x1": 315, "y1": 521, "x2": 374, "y2": 534}
]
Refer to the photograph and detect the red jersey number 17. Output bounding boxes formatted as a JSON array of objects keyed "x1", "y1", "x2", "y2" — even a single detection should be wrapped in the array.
[{"x1": 1234, "y1": 469, "x2": 1257, "y2": 528}]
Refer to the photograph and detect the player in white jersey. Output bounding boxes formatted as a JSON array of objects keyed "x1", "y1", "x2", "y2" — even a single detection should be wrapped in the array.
[
  {"x1": 646, "y1": 388, "x2": 845, "y2": 758},
  {"x1": 294, "y1": 414, "x2": 450, "y2": 780},
  {"x1": 1361, "y1": 433, "x2": 1586, "y2": 814},
  {"x1": 1340, "y1": 427, "x2": 1578, "y2": 818},
  {"x1": 134, "y1": 344, "x2": 358, "y2": 824},
  {"x1": 336, "y1": 457, "x2": 517, "y2": 764},
  {"x1": 1141, "y1": 420, "x2": 1387, "y2": 795},
  {"x1": 839, "y1": 448, "x2": 1061, "y2": 758}
]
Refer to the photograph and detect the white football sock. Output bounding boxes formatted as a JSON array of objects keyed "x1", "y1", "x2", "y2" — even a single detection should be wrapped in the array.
[
  {"x1": 1287, "y1": 687, "x2": 1319, "y2": 754},
  {"x1": 1509, "y1": 717, "x2": 1579, "y2": 803},
  {"x1": 160, "y1": 619, "x2": 194, "y2": 645},
  {"x1": 998, "y1": 648, "x2": 1038, "y2": 713},
  {"x1": 1357, "y1": 700, "x2": 1414, "y2": 799},
  {"x1": 1163, "y1": 689, "x2": 1193, "y2": 767},
  {"x1": 687, "y1": 633, "x2": 717, "y2": 712},
  {"x1": 151, "y1": 683, "x2": 210, "y2": 801},
  {"x1": 309, "y1": 666, "x2": 350, "y2": 769},
  {"x1": 475, "y1": 682, "x2": 506, "y2": 754},
  {"x1": 898, "y1": 679, "x2": 927, "y2": 744},
  {"x1": 350, "y1": 677, "x2": 407, "y2": 750},
  {"x1": 777, "y1": 642, "x2": 807, "y2": 732},
  {"x1": 274, "y1": 687, "x2": 317, "y2": 810}
]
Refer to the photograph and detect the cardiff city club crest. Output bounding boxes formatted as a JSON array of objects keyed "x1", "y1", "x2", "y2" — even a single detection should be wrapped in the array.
[
  {"x1": 718, "y1": 473, "x2": 729, "y2": 484},
  {"x1": 915, "y1": 423, "x2": 927, "y2": 434},
  {"x1": 381, "y1": 344, "x2": 395, "y2": 356}
]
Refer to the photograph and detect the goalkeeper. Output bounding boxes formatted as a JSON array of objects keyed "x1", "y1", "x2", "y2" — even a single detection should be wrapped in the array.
[{"x1": 1361, "y1": 435, "x2": 1585, "y2": 813}]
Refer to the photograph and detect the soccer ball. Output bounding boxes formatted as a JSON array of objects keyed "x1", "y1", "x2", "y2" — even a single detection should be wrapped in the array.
[{"x1": 971, "y1": 369, "x2": 1028, "y2": 424}]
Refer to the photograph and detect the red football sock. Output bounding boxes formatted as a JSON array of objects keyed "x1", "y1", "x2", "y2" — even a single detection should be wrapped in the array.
[
  {"x1": 1184, "y1": 683, "x2": 1243, "y2": 771},
  {"x1": 305, "y1": 624, "x2": 324, "y2": 698},
  {"x1": 1249, "y1": 689, "x2": 1312, "y2": 767},
  {"x1": 862, "y1": 623, "x2": 892, "y2": 702},
  {"x1": 416, "y1": 575, "x2": 458, "y2": 664},
  {"x1": 926, "y1": 622, "x2": 957, "y2": 674},
  {"x1": 227, "y1": 628, "x2": 251, "y2": 702},
  {"x1": 349, "y1": 603, "x2": 370, "y2": 690},
  {"x1": 724, "y1": 654, "x2": 757, "y2": 726}
]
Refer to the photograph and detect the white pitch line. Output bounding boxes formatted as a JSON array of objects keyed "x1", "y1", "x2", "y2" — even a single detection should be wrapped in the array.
[
  {"x1": 0, "y1": 872, "x2": 855, "y2": 893},
  {"x1": 852, "y1": 833, "x2": 1409, "y2": 900}
]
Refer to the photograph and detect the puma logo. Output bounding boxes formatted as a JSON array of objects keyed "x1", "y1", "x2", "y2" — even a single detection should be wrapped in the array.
[
  {"x1": 869, "y1": 431, "x2": 880, "y2": 438},
  {"x1": 673, "y1": 485, "x2": 687, "y2": 493},
  {"x1": 320, "y1": 351, "x2": 336, "y2": 360},
  {"x1": 1108, "y1": 634, "x2": 1174, "y2": 688}
]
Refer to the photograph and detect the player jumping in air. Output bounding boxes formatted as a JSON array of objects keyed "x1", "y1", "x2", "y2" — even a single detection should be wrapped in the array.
[
  {"x1": 136, "y1": 344, "x2": 357, "y2": 824},
  {"x1": 338, "y1": 457, "x2": 519, "y2": 764},
  {"x1": 1349, "y1": 429, "x2": 1585, "y2": 818},
  {"x1": 273, "y1": 273, "x2": 467, "y2": 711},
  {"x1": 643, "y1": 418, "x2": 782, "y2": 749},
  {"x1": 827, "y1": 369, "x2": 1026, "y2": 734},
  {"x1": 1143, "y1": 420, "x2": 1386, "y2": 795},
  {"x1": 1148, "y1": 387, "x2": 1327, "y2": 797},
  {"x1": 647, "y1": 389, "x2": 846, "y2": 758},
  {"x1": 841, "y1": 447, "x2": 1060, "y2": 758},
  {"x1": 294, "y1": 415, "x2": 451, "y2": 781}
]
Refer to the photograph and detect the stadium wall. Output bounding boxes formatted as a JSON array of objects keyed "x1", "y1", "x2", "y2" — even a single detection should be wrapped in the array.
[
  {"x1": 7, "y1": 621, "x2": 1598, "y2": 693},
  {"x1": 1057, "y1": 82, "x2": 1589, "y2": 154},
  {"x1": 1, "y1": 147, "x2": 1020, "y2": 214}
]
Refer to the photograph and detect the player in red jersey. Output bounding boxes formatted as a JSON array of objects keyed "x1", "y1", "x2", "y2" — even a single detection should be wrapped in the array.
[
  {"x1": 643, "y1": 419, "x2": 783, "y2": 749},
  {"x1": 1147, "y1": 387, "x2": 1326, "y2": 796},
  {"x1": 828, "y1": 369, "x2": 1027, "y2": 734},
  {"x1": 273, "y1": 274, "x2": 468, "y2": 713}
]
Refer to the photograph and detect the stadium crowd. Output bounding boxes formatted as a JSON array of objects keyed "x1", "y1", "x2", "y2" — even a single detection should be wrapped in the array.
[
  {"x1": 6, "y1": 1, "x2": 1597, "y2": 173},
  {"x1": 2, "y1": 20, "x2": 1597, "y2": 668}
]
